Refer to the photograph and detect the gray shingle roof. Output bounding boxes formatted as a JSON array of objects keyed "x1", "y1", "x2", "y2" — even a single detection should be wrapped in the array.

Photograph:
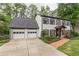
[{"x1": 9, "y1": 17, "x2": 39, "y2": 29}]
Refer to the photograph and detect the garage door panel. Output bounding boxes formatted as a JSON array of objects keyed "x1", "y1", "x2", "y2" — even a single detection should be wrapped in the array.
[
  {"x1": 27, "y1": 31, "x2": 37, "y2": 38},
  {"x1": 12, "y1": 32, "x2": 25, "y2": 39},
  {"x1": 27, "y1": 34, "x2": 37, "y2": 38},
  {"x1": 13, "y1": 34, "x2": 24, "y2": 39}
]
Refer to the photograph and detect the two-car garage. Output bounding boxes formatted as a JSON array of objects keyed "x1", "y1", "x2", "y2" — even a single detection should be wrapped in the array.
[
  {"x1": 9, "y1": 17, "x2": 39, "y2": 39},
  {"x1": 11, "y1": 29, "x2": 38, "y2": 39}
]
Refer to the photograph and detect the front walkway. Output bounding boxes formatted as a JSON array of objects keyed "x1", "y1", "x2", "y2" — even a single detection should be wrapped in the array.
[
  {"x1": 50, "y1": 38, "x2": 69, "y2": 48},
  {"x1": 0, "y1": 39, "x2": 66, "y2": 56}
]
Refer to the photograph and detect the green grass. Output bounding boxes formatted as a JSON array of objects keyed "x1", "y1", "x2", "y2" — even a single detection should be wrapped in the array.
[
  {"x1": 58, "y1": 37, "x2": 79, "y2": 56},
  {"x1": 0, "y1": 37, "x2": 10, "y2": 46}
]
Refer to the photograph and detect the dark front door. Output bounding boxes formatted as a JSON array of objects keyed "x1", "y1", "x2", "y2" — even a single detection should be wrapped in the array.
[
  {"x1": 56, "y1": 28, "x2": 61, "y2": 37},
  {"x1": 56, "y1": 28, "x2": 58, "y2": 36}
]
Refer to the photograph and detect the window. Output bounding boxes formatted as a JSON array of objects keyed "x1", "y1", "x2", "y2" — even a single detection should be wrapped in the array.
[
  {"x1": 34, "y1": 32, "x2": 37, "y2": 33},
  {"x1": 66, "y1": 21, "x2": 70, "y2": 26},
  {"x1": 13, "y1": 32, "x2": 24, "y2": 34},
  {"x1": 56, "y1": 20, "x2": 61, "y2": 25},
  {"x1": 28, "y1": 32, "x2": 32, "y2": 33},
  {"x1": 13, "y1": 32, "x2": 16, "y2": 34},
  {"x1": 28, "y1": 32, "x2": 37, "y2": 33},
  {"x1": 32, "y1": 32, "x2": 37, "y2": 33},
  {"x1": 62, "y1": 20, "x2": 70, "y2": 26},
  {"x1": 17, "y1": 32, "x2": 19, "y2": 34},
  {"x1": 50, "y1": 18, "x2": 55, "y2": 25},
  {"x1": 21, "y1": 32, "x2": 24, "y2": 34},
  {"x1": 50, "y1": 30, "x2": 55, "y2": 36},
  {"x1": 42, "y1": 17, "x2": 49, "y2": 24},
  {"x1": 44, "y1": 29, "x2": 49, "y2": 35},
  {"x1": 62, "y1": 20, "x2": 65, "y2": 25}
]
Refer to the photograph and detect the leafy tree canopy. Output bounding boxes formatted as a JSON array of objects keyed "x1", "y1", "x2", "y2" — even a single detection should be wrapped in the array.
[{"x1": 57, "y1": 3, "x2": 79, "y2": 31}]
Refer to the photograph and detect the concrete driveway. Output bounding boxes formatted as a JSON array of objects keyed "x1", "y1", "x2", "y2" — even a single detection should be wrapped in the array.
[{"x1": 0, "y1": 39, "x2": 66, "y2": 56}]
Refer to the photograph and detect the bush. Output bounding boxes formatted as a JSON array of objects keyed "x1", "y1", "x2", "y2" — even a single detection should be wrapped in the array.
[
  {"x1": 41, "y1": 35, "x2": 58, "y2": 43},
  {"x1": 50, "y1": 36, "x2": 57, "y2": 39},
  {"x1": 41, "y1": 30, "x2": 49, "y2": 37},
  {"x1": 70, "y1": 31, "x2": 79, "y2": 38},
  {"x1": 41, "y1": 30, "x2": 46, "y2": 37},
  {"x1": 0, "y1": 34, "x2": 9, "y2": 40},
  {"x1": 41, "y1": 35, "x2": 50, "y2": 43}
]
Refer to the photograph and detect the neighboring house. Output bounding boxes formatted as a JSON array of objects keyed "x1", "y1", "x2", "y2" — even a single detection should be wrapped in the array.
[{"x1": 9, "y1": 15, "x2": 71, "y2": 39}]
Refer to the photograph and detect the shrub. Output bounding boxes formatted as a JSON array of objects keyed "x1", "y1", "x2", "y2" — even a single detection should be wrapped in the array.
[
  {"x1": 41, "y1": 35, "x2": 58, "y2": 43},
  {"x1": 0, "y1": 34, "x2": 9, "y2": 40},
  {"x1": 50, "y1": 36, "x2": 57, "y2": 39},
  {"x1": 41, "y1": 35, "x2": 50, "y2": 42},
  {"x1": 41, "y1": 30, "x2": 46, "y2": 37},
  {"x1": 41, "y1": 30, "x2": 49, "y2": 37},
  {"x1": 70, "y1": 31, "x2": 79, "y2": 38},
  {"x1": 41, "y1": 30, "x2": 59, "y2": 43}
]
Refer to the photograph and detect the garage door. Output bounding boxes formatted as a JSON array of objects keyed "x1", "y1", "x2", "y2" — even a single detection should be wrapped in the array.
[
  {"x1": 12, "y1": 32, "x2": 25, "y2": 39},
  {"x1": 27, "y1": 31, "x2": 37, "y2": 38}
]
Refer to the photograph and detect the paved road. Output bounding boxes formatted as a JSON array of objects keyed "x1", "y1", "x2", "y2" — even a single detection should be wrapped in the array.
[{"x1": 0, "y1": 39, "x2": 67, "y2": 56}]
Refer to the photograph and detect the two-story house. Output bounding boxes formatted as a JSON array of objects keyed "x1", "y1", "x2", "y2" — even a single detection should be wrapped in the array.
[
  {"x1": 36, "y1": 15, "x2": 71, "y2": 38},
  {"x1": 9, "y1": 15, "x2": 71, "y2": 39}
]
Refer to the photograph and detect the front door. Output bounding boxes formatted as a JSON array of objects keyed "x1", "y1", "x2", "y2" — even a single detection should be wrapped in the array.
[{"x1": 56, "y1": 28, "x2": 61, "y2": 37}]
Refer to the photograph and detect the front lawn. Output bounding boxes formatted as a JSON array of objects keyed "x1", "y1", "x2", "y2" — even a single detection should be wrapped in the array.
[
  {"x1": 0, "y1": 37, "x2": 10, "y2": 46},
  {"x1": 58, "y1": 37, "x2": 79, "y2": 56}
]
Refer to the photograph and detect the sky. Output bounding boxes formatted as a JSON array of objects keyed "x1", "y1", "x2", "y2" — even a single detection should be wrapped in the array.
[{"x1": 26, "y1": 3, "x2": 58, "y2": 11}]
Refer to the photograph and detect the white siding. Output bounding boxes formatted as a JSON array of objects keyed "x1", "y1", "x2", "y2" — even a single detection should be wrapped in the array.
[
  {"x1": 35, "y1": 15, "x2": 71, "y2": 37},
  {"x1": 43, "y1": 24, "x2": 56, "y2": 30},
  {"x1": 10, "y1": 29, "x2": 13, "y2": 39},
  {"x1": 36, "y1": 15, "x2": 42, "y2": 37},
  {"x1": 25, "y1": 29, "x2": 28, "y2": 38}
]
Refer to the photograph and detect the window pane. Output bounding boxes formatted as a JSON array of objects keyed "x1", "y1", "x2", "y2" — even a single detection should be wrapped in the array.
[
  {"x1": 42, "y1": 17, "x2": 49, "y2": 24},
  {"x1": 62, "y1": 20, "x2": 65, "y2": 25},
  {"x1": 50, "y1": 18, "x2": 55, "y2": 25},
  {"x1": 13, "y1": 32, "x2": 16, "y2": 34},
  {"x1": 22, "y1": 32, "x2": 24, "y2": 34},
  {"x1": 56, "y1": 20, "x2": 61, "y2": 25},
  {"x1": 28, "y1": 32, "x2": 36, "y2": 33},
  {"x1": 50, "y1": 30, "x2": 55, "y2": 36},
  {"x1": 13, "y1": 32, "x2": 24, "y2": 34},
  {"x1": 34, "y1": 32, "x2": 37, "y2": 33},
  {"x1": 67, "y1": 21, "x2": 70, "y2": 26}
]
